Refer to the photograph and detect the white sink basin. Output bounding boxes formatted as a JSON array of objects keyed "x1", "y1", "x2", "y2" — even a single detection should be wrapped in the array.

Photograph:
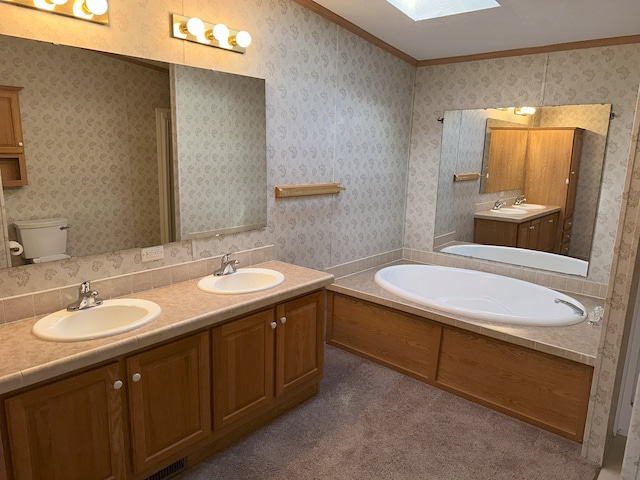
[
  {"x1": 32, "y1": 299, "x2": 161, "y2": 342},
  {"x1": 517, "y1": 204, "x2": 546, "y2": 210},
  {"x1": 489, "y1": 207, "x2": 527, "y2": 215},
  {"x1": 198, "y1": 268, "x2": 285, "y2": 294}
]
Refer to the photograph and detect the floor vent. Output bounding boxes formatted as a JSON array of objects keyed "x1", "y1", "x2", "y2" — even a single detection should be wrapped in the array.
[{"x1": 145, "y1": 458, "x2": 187, "y2": 480}]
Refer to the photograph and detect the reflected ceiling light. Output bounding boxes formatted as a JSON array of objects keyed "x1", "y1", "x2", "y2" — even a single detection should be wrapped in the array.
[
  {"x1": 0, "y1": 0, "x2": 109, "y2": 24},
  {"x1": 386, "y1": 0, "x2": 500, "y2": 21},
  {"x1": 514, "y1": 106, "x2": 536, "y2": 116},
  {"x1": 172, "y1": 13, "x2": 251, "y2": 54}
]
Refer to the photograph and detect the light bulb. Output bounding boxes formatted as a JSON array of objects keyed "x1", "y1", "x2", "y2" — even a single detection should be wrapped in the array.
[
  {"x1": 234, "y1": 31, "x2": 252, "y2": 48},
  {"x1": 212, "y1": 23, "x2": 230, "y2": 43},
  {"x1": 84, "y1": 0, "x2": 108, "y2": 16},
  {"x1": 49, "y1": 0, "x2": 69, "y2": 4},
  {"x1": 186, "y1": 17, "x2": 205, "y2": 37}
]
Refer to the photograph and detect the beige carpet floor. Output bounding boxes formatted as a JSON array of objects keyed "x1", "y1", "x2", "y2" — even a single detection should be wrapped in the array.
[{"x1": 177, "y1": 345, "x2": 600, "y2": 480}]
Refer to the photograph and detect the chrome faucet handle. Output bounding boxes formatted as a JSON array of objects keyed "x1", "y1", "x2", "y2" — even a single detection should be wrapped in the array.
[
  {"x1": 492, "y1": 199, "x2": 506, "y2": 210},
  {"x1": 514, "y1": 195, "x2": 527, "y2": 205},
  {"x1": 67, "y1": 280, "x2": 103, "y2": 311}
]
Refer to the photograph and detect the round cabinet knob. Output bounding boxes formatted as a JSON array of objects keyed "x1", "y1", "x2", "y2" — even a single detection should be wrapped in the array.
[
  {"x1": 17, "y1": 141, "x2": 23, "y2": 147},
  {"x1": 280, "y1": 316, "x2": 287, "y2": 324},
  {"x1": 113, "y1": 380, "x2": 123, "y2": 390},
  {"x1": 270, "y1": 321, "x2": 277, "y2": 329},
  {"x1": 132, "y1": 373, "x2": 142, "y2": 382}
]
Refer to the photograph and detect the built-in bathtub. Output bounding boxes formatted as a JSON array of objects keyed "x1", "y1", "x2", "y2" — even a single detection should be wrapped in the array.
[
  {"x1": 374, "y1": 264, "x2": 587, "y2": 326},
  {"x1": 440, "y1": 244, "x2": 589, "y2": 276}
]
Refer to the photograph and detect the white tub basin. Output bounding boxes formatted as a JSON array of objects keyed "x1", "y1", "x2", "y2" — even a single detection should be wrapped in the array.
[
  {"x1": 32, "y1": 299, "x2": 161, "y2": 342},
  {"x1": 489, "y1": 207, "x2": 527, "y2": 215},
  {"x1": 198, "y1": 268, "x2": 285, "y2": 294},
  {"x1": 517, "y1": 204, "x2": 546, "y2": 210},
  {"x1": 374, "y1": 264, "x2": 586, "y2": 326}
]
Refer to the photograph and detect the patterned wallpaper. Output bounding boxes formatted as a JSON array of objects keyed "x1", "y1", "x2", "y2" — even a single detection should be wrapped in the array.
[
  {"x1": 407, "y1": 46, "x2": 640, "y2": 285},
  {"x1": 172, "y1": 65, "x2": 267, "y2": 239},
  {"x1": 0, "y1": 35, "x2": 169, "y2": 259}
]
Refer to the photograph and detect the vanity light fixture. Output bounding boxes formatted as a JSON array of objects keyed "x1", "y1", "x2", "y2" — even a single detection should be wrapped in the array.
[
  {"x1": 0, "y1": 0, "x2": 109, "y2": 24},
  {"x1": 172, "y1": 13, "x2": 252, "y2": 54}
]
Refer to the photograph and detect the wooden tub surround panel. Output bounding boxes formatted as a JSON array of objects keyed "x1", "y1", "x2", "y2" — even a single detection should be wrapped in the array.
[
  {"x1": 326, "y1": 292, "x2": 594, "y2": 442},
  {"x1": 327, "y1": 294, "x2": 442, "y2": 383}
]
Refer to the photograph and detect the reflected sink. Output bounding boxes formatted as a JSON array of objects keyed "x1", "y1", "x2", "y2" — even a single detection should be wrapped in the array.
[
  {"x1": 489, "y1": 207, "x2": 527, "y2": 215},
  {"x1": 517, "y1": 204, "x2": 546, "y2": 210},
  {"x1": 198, "y1": 268, "x2": 285, "y2": 294},
  {"x1": 32, "y1": 299, "x2": 162, "y2": 342}
]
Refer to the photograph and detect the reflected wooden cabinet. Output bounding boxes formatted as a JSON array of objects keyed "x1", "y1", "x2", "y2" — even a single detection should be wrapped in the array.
[
  {"x1": 484, "y1": 127, "x2": 528, "y2": 193},
  {"x1": 5, "y1": 363, "x2": 126, "y2": 480},
  {"x1": 213, "y1": 291, "x2": 324, "y2": 429},
  {"x1": 524, "y1": 128, "x2": 584, "y2": 254},
  {"x1": 0, "y1": 85, "x2": 28, "y2": 187},
  {"x1": 474, "y1": 211, "x2": 559, "y2": 252},
  {"x1": 127, "y1": 332, "x2": 210, "y2": 474}
]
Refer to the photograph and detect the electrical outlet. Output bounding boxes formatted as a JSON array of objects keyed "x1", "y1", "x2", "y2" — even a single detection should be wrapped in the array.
[{"x1": 141, "y1": 245, "x2": 164, "y2": 262}]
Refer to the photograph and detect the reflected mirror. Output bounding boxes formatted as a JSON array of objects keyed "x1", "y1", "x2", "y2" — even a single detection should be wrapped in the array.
[
  {"x1": 0, "y1": 34, "x2": 267, "y2": 269},
  {"x1": 434, "y1": 104, "x2": 612, "y2": 276}
]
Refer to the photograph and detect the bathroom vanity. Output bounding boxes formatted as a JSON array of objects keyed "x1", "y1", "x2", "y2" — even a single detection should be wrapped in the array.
[
  {"x1": 0, "y1": 261, "x2": 332, "y2": 480},
  {"x1": 474, "y1": 207, "x2": 560, "y2": 252}
]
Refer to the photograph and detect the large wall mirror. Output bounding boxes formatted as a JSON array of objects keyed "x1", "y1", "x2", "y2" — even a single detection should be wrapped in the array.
[
  {"x1": 0, "y1": 34, "x2": 267, "y2": 269},
  {"x1": 434, "y1": 104, "x2": 612, "y2": 277}
]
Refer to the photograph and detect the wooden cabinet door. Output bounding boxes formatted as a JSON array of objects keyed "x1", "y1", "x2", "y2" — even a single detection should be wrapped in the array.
[
  {"x1": 0, "y1": 87, "x2": 24, "y2": 154},
  {"x1": 539, "y1": 212, "x2": 559, "y2": 252},
  {"x1": 276, "y1": 291, "x2": 324, "y2": 397},
  {"x1": 5, "y1": 363, "x2": 126, "y2": 480},
  {"x1": 484, "y1": 128, "x2": 528, "y2": 192},
  {"x1": 127, "y1": 332, "x2": 211, "y2": 474},
  {"x1": 213, "y1": 309, "x2": 275, "y2": 430}
]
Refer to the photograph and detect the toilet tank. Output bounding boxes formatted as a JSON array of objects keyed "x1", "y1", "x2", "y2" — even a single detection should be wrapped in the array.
[{"x1": 12, "y1": 218, "x2": 69, "y2": 260}]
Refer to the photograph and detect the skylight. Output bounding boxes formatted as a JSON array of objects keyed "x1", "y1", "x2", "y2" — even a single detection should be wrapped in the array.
[{"x1": 386, "y1": 0, "x2": 501, "y2": 21}]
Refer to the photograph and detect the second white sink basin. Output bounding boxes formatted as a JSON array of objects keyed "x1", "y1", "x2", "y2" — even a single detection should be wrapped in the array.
[
  {"x1": 517, "y1": 204, "x2": 546, "y2": 210},
  {"x1": 198, "y1": 268, "x2": 285, "y2": 294},
  {"x1": 490, "y1": 207, "x2": 527, "y2": 215},
  {"x1": 32, "y1": 299, "x2": 162, "y2": 342}
]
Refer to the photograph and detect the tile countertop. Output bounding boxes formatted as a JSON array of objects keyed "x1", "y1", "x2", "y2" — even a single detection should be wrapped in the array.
[
  {"x1": 474, "y1": 205, "x2": 561, "y2": 223},
  {"x1": 327, "y1": 262, "x2": 602, "y2": 367},
  {"x1": 0, "y1": 261, "x2": 334, "y2": 396}
]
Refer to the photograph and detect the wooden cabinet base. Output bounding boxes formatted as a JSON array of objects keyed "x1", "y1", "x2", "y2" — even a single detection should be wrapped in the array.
[{"x1": 327, "y1": 292, "x2": 593, "y2": 442}]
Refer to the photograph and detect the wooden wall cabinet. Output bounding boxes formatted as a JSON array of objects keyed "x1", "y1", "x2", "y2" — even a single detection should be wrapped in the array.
[
  {"x1": 474, "y1": 211, "x2": 559, "y2": 252},
  {"x1": 484, "y1": 127, "x2": 528, "y2": 193},
  {"x1": 213, "y1": 291, "x2": 324, "y2": 429},
  {"x1": 0, "y1": 86, "x2": 28, "y2": 187},
  {"x1": 327, "y1": 292, "x2": 593, "y2": 442},
  {"x1": 524, "y1": 128, "x2": 584, "y2": 254}
]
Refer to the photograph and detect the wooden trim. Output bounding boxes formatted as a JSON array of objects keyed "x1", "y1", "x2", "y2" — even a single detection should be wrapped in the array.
[
  {"x1": 417, "y1": 34, "x2": 640, "y2": 66},
  {"x1": 290, "y1": 0, "x2": 418, "y2": 66}
]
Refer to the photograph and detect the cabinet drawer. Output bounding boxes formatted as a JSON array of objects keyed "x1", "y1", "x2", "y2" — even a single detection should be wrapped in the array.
[{"x1": 563, "y1": 217, "x2": 573, "y2": 230}]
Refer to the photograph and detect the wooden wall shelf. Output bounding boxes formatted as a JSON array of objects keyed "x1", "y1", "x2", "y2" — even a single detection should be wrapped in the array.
[{"x1": 275, "y1": 183, "x2": 346, "y2": 198}]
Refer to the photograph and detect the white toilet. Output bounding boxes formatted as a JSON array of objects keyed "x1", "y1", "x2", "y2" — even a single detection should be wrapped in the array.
[{"x1": 12, "y1": 218, "x2": 71, "y2": 263}]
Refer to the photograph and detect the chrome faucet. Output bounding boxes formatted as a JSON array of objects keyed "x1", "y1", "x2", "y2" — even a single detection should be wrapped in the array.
[
  {"x1": 492, "y1": 199, "x2": 507, "y2": 210},
  {"x1": 66, "y1": 281, "x2": 103, "y2": 311},
  {"x1": 514, "y1": 195, "x2": 527, "y2": 205},
  {"x1": 214, "y1": 253, "x2": 240, "y2": 276}
]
